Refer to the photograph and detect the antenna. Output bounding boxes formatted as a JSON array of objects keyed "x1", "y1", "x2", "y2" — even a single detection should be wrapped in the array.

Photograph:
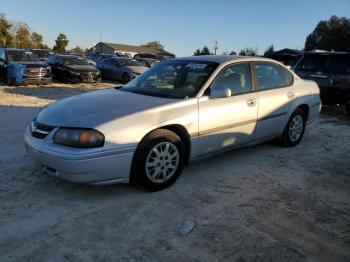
[
  {"x1": 100, "y1": 29, "x2": 102, "y2": 43},
  {"x1": 214, "y1": 40, "x2": 218, "y2": 55}
]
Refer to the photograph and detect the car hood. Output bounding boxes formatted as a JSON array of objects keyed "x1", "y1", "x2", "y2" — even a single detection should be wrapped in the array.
[
  {"x1": 65, "y1": 65, "x2": 99, "y2": 73},
  {"x1": 125, "y1": 66, "x2": 148, "y2": 74},
  {"x1": 36, "y1": 88, "x2": 175, "y2": 128}
]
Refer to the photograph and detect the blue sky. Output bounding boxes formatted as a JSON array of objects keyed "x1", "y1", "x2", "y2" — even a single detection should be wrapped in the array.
[{"x1": 1, "y1": 0, "x2": 349, "y2": 56}]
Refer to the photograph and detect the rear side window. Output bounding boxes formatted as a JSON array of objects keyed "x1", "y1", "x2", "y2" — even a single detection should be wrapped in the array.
[
  {"x1": 296, "y1": 55, "x2": 328, "y2": 71},
  {"x1": 296, "y1": 54, "x2": 350, "y2": 74},
  {"x1": 254, "y1": 62, "x2": 286, "y2": 90},
  {"x1": 327, "y1": 55, "x2": 350, "y2": 74}
]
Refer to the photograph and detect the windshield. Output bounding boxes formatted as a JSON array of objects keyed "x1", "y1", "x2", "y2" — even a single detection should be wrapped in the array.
[
  {"x1": 123, "y1": 60, "x2": 218, "y2": 98},
  {"x1": 63, "y1": 57, "x2": 90, "y2": 66},
  {"x1": 296, "y1": 54, "x2": 350, "y2": 74},
  {"x1": 6, "y1": 50, "x2": 39, "y2": 62},
  {"x1": 32, "y1": 50, "x2": 51, "y2": 59},
  {"x1": 119, "y1": 59, "x2": 142, "y2": 67}
]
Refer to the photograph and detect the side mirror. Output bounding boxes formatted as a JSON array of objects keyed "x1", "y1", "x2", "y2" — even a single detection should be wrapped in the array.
[{"x1": 210, "y1": 85, "x2": 231, "y2": 98}]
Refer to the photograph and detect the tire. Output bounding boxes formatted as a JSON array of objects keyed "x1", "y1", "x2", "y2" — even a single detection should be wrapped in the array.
[
  {"x1": 345, "y1": 104, "x2": 350, "y2": 115},
  {"x1": 131, "y1": 129, "x2": 185, "y2": 191},
  {"x1": 122, "y1": 73, "x2": 131, "y2": 83},
  {"x1": 280, "y1": 108, "x2": 306, "y2": 147}
]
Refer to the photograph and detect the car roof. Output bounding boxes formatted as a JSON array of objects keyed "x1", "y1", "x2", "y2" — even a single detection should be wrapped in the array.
[
  {"x1": 172, "y1": 55, "x2": 279, "y2": 64},
  {"x1": 303, "y1": 51, "x2": 350, "y2": 56},
  {"x1": 54, "y1": 54, "x2": 80, "y2": 58},
  {"x1": 4, "y1": 48, "x2": 28, "y2": 52}
]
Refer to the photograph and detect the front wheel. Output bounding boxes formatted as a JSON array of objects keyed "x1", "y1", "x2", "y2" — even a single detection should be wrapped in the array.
[
  {"x1": 131, "y1": 129, "x2": 185, "y2": 191},
  {"x1": 280, "y1": 109, "x2": 306, "y2": 147}
]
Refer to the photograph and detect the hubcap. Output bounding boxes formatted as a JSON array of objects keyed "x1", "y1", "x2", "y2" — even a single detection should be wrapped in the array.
[
  {"x1": 145, "y1": 142, "x2": 179, "y2": 183},
  {"x1": 289, "y1": 115, "x2": 303, "y2": 142}
]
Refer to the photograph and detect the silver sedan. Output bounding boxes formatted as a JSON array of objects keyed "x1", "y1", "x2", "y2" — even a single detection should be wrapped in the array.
[{"x1": 24, "y1": 56, "x2": 321, "y2": 191}]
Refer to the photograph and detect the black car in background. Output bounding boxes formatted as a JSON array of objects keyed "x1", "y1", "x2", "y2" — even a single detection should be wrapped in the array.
[
  {"x1": 133, "y1": 53, "x2": 175, "y2": 68},
  {"x1": 31, "y1": 49, "x2": 54, "y2": 61},
  {"x1": 293, "y1": 52, "x2": 350, "y2": 112},
  {"x1": 47, "y1": 54, "x2": 101, "y2": 83},
  {"x1": 0, "y1": 48, "x2": 52, "y2": 85}
]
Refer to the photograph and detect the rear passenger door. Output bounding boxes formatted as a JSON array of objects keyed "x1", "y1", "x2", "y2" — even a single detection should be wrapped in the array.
[{"x1": 253, "y1": 62, "x2": 295, "y2": 140}]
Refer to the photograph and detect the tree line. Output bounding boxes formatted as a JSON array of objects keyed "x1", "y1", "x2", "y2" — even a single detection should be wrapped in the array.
[{"x1": 193, "y1": 15, "x2": 350, "y2": 56}]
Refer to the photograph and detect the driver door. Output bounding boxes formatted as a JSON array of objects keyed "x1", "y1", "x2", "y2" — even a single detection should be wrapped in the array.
[{"x1": 197, "y1": 62, "x2": 258, "y2": 156}]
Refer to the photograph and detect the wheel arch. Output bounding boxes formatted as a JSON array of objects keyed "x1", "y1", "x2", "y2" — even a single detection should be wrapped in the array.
[
  {"x1": 296, "y1": 104, "x2": 310, "y2": 121},
  {"x1": 129, "y1": 124, "x2": 191, "y2": 184}
]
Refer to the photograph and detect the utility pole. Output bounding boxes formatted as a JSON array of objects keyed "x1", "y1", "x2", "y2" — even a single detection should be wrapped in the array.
[{"x1": 213, "y1": 40, "x2": 218, "y2": 55}]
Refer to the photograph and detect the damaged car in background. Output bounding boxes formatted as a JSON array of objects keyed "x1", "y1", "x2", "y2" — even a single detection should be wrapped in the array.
[
  {"x1": 98, "y1": 57, "x2": 148, "y2": 83},
  {"x1": 47, "y1": 54, "x2": 101, "y2": 83},
  {"x1": 0, "y1": 48, "x2": 52, "y2": 85}
]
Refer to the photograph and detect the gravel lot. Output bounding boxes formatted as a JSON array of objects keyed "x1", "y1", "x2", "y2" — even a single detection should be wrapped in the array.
[{"x1": 0, "y1": 83, "x2": 349, "y2": 262}]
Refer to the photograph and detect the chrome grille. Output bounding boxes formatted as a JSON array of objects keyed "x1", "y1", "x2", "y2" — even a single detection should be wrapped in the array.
[{"x1": 24, "y1": 67, "x2": 48, "y2": 77}]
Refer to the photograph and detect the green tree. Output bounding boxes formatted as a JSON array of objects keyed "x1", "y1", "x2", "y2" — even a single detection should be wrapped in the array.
[
  {"x1": 0, "y1": 13, "x2": 12, "y2": 47},
  {"x1": 239, "y1": 48, "x2": 257, "y2": 56},
  {"x1": 31, "y1": 32, "x2": 48, "y2": 49},
  {"x1": 141, "y1": 41, "x2": 164, "y2": 50},
  {"x1": 193, "y1": 46, "x2": 212, "y2": 56},
  {"x1": 70, "y1": 46, "x2": 85, "y2": 55},
  {"x1": 14, "y1": 23, "x2": 32, "y2": 48},
  {"x1": 53, "y1": 33, "x2": 69, "y2": 52},
  {"x1": 264, "y1": 45, "x2": 274, "y2": 57},
  {"x1": 305, "y1": 15, "x2": 350, "y2": 51}
]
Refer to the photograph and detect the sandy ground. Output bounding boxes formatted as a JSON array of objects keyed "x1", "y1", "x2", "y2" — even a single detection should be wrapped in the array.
[{"x1": 0, "y1": 83, "x2": 349, "y2": 262}]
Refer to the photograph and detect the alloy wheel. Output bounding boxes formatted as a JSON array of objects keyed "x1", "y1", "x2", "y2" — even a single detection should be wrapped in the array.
[
  {"x1": 288, "y1": 115, "x2": 303, "y2": 142},
  {"x1": 145, "y1": 142, "x2": 179, "y2": 183}
]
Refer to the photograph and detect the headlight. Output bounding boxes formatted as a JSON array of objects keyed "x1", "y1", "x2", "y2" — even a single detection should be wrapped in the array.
[
  {"x1": 68, "y1": 70, "x2": 80, "y2": 76},
  {"x1": 53, "y1": 128, "x2": 104, "y2": 148}
]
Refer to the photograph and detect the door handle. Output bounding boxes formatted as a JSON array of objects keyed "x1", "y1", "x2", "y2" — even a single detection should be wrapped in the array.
[
  {"x1": 247, "y1": 98, "x2": 257, "y2": 106},
  {"x1": 287, "y1": 91, "x2": 295, "y2": 99}
]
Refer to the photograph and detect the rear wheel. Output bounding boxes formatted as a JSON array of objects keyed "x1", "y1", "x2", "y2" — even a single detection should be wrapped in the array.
[
  {"x1": 280, "y1": 109, "x2": 306, "y2": 147},
  {"x1": 131, "y1": 129, "x2": 185, "y2": 191}
]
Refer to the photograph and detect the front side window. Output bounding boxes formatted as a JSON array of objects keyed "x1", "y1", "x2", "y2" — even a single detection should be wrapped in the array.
[
  {"x1": 141, "y1": 54, "x2": 156, "y2": 59},
  {"x1": 123, "y1": 60, "x2": 218, "y2": 98},
  {"x1": 254, "y1": 62, "x2": 286, "y2": 90},
  {"x1": 211, "y1": 63, "x2": 252, "y2": 96},
  {"x1": 118, "y1": 58, "x2": 141, "y2": 67}
]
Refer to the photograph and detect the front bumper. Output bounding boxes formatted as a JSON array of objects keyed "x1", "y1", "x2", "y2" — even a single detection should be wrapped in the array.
[
  {"x1": 24, "y1": 127, "x2": 135, "y2": 185},
  {"x1": 68, "y1": 72, "x2": 101, "y2": 83}
]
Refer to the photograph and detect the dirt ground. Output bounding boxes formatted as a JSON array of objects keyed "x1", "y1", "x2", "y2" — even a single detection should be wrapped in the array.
[{"x1": 0, "y1": 83, "x2": 349, "y2": 262}]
